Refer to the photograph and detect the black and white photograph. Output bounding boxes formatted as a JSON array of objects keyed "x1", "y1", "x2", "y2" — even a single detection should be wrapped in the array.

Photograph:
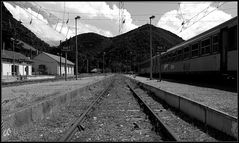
[{"x1": 1, "y1": 1, "x2": 238, "y2": 142}]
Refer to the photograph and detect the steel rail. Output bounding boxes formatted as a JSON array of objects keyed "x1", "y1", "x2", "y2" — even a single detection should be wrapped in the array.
[
  {"x1": 59, "y1": 79, "x2": 114, "y2": 142},
  {"x1": 126, "y1": 81, "x2": 180, "y2": 141}
]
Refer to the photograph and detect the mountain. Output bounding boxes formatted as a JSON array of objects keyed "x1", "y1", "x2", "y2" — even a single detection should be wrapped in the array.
[
  {"x1": 61, "y1": 24, "x2": 184, "y2": 73},
  {"x1": 4, "y1": 1, "x2": 63, "y2": 46},
  {"x1": 2, "y1": 2, "x2": 184, "y2": 73},
  {"x1": 1, "y1": 2, "x2": 51, "y2": 54}
]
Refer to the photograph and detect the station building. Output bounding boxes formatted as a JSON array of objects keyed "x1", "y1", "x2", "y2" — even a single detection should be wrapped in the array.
[
  {"x1": 2, "y1": 49, "x2": 33, "y2": 77},
  {"x1": 32, "y1": 52, "x2": 75, "y2": 76}
]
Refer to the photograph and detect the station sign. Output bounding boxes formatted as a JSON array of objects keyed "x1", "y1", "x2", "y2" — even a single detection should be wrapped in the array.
[
  {"x1": 156, "y1": 46, "x2": 167, "y2": 53},
  {"x1": 62, "y1": 46, "x2": 71, "y2": 51}
]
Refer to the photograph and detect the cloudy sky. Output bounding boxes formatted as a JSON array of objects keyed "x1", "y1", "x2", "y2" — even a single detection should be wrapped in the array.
[{"x1": 3, "y1": 1, "x2": 237, "y2": 46}]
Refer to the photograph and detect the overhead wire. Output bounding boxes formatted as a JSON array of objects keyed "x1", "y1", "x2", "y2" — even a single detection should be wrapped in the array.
[
  {"x1": 179, "y1": 2, "x2": 226, "y2": 33},
  {"x1": 6, "y1": 1, "x2": 236, "y2": 43},
  {"x1": 59, "y1": 2, "x2": 65, "y2": 33},
  {"x1": 5, "y1": 2, "x2": 68, "y2": 46}
]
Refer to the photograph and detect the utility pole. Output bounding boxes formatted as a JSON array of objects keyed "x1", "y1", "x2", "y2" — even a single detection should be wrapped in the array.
[
  {"x1": 75, "y1": 16, "x2": 80, "y2": 80},
  {"x1": 59, "y1": 40, "x2": 62, "y2": 77},
  {"x1": 103, "y1": 52, "x2": 105, "y2": 75},
  {"x1": 86, "y1": 58, "x2": 89, "y2": 73},
  {"x1": 157, "y1": 51, "x2": 161, "y2": 82},
  {"x1": 12, "y1": 26, "x2": 17, "y2": 76},
  {"x1": 149, "y1": 15, "x2": 155, "y2": 80},
  {"x1": 65, "y1": 50, "x2": 67, "y2": 81}
]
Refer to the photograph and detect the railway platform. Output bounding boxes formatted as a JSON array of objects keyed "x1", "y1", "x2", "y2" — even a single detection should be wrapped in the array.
[
  {"x1": 2, "y1": 75, "x2": 113, "y2": 117},
  {"x1": 125, "y1": 75, "x2": 237, "y2": 117}
]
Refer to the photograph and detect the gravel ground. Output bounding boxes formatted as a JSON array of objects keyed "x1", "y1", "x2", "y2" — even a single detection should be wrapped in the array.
[
  {"x1": 71, "y1": 75, "x2": 162, "y2": 142},
  {"x1": 1, "y1": 75, "x2": 111, "y2": 116},
  {"x1": 5, "y1": 78, "x2": 111, "y2": 141},
  {"x1": 127, "y1": 79, "x2": 235, "y2": 141},
  {"x1": 126, "y1": 75, "x2": 237, "y2": 117}
]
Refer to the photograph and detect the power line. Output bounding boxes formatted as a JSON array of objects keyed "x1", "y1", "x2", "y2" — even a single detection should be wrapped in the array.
[
  {"x1": 37, "y1": 6, "x2": 237, "y2": 16},
  {"x1": 10, "y1": 2, "x2": 70, "y2": 38},
  {"x1": 179, "y1": 2, "x2": 226, "y2": 33}
]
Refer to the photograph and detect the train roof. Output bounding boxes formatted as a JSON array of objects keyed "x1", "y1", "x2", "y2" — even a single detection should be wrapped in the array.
[{"x1": 162, "y1": 16, "x2": 238, "y2": 54}]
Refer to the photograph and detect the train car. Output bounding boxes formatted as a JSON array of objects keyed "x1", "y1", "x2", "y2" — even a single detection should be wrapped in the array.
[{"x1": 138, "y1": 16, "x2": 237, "y2": 79}]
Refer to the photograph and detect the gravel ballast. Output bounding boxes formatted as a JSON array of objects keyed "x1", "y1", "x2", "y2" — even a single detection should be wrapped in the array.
[{"x1": 126, "y1": 75, "x2": 237, "y2": 117}]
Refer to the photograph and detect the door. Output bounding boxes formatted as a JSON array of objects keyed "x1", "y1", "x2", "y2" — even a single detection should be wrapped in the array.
[
  {"x1": 220, "y1": 27, "x2": 228, "y2": 74},
  {"x1": 25, "y1": 66, "x2": 29, "y2": 75}
]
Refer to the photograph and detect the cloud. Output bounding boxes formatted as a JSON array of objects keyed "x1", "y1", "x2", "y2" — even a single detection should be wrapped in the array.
[
  {"x1": 4, "y1": 2, "x2": 137, "y2": 46},
  {"x1": 4, "y1": 2, "x2": 64, "y2": 44},
  {"x1": 157, "y1": 2, "x2": 232, "y2": 40},
  {"x1": 47, "y1": 2, "x2": 138, "y2": 34},
  {"x1": 54, "y1": 22, "x2": 113, "y2": 38}
]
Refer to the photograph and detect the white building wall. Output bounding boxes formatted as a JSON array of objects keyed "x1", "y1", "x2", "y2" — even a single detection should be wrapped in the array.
[
  {"x1": 2, "y1": 62, "x2": 32, "y2": 76},
  {"x1": 57, "y1": 64, "x2": 74, "y2": 75},
  {"x1": 28, "y1": 65, "x2": 32, "y2": 75},
  {"x1": 2, "y1": 62, "x2": 12, "y2": 76},
  {"x1": 18, "y1": 64, "x2": 32, "y2": 76}
]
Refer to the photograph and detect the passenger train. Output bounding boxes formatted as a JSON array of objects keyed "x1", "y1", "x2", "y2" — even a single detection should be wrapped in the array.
[{"x1": 138, "y1": 16, "x2": 237, "y2": 80}]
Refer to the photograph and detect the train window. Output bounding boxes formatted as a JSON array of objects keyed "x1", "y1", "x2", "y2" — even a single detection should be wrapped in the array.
[
  {"x1": 167, "y1": 53, "x2": 171, "y2": 62},
  {"x1": 163, "y1": 54, "x2": 166, "y2": 63},
  {"x1": 228, "y1": 25, "x2": 237, "y2": 51},
  {"x1": 201, "y1": 38, "x2": 211, "y2": 55},
  {"x1": 169, "y1": 52, "x2": 173, "y2": 62},
  {"x1": 177, "y1": 49, "x2": 183, "y2": 61},
  {"x1": 191, "y1": 43, "x2": 199, "y2": 57},
  {"x1": 173, "y1": 52, "x2": 177, "y2": 62},
  {"x1": 183, "y1": 47, "x2": 190, "y2": 59},
  {"x1": 212, "y1": 34, "x2": 219, "y2": 53},
  {"x1": 163, "y1": 55, "x2": 167, "y2": 63},
  {"x1": 161, "y1": 55, "x2": 164, "y2": 63}
]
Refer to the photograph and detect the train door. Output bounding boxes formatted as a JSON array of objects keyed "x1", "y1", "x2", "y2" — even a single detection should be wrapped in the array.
[{"x1": 220, "y1": 27, "x2": 228, "y2": 74}]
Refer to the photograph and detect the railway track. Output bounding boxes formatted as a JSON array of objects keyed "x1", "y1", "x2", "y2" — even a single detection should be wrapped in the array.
[
  {"x1": 126, "y1": 78, "x2": 236, "y2": 141},
  {"x1": 60, "y1": 75, "x2": 180, "y2": 142},
  {"x1": 5, "y1": 75, "x2": 235, "y2": 141}
]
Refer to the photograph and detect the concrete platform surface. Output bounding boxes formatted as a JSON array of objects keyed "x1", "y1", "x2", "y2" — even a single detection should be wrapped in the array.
[
  {"x1": 1, "y1": 75, "x2": 112, "y2": 116},
  {"x1": 125, "y1": 75, "x2": 237, "y2": 117}
]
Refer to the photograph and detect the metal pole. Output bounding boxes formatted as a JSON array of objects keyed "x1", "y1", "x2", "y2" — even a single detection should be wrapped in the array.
[
  {"x1": 149, "y1": 15, "x2": 155, "y2": 80},
  {"x1": 159, "y1": 52, "x2": 161, "y2": 81},
  {"x1": 150, "y1": 18, "x2": 152, "y2": 80},
  {"x1": 157, "y1": 52, "x2": 161, "y2": 82},
  {"x1": 60, "y1": 40, "x2": 62, "y2": 77},
  {"x1": 103, "y1": 53, "x2": 104, "y2": 74},
  {"x1": 65, "y1": 51, "x2": 67, "y2": 81},
  {"x1": 75, "y1": 16, "x2": 80, "y2": 80},
  {"x1": 13, "y1": 39, "x2": 15, "y2": 76},
  {"x1": 86, "y1": 58, "x2": 88, "y2": 73},
  {"x1": 75, "y1": 18, "x2": 78, "y2": 80}
]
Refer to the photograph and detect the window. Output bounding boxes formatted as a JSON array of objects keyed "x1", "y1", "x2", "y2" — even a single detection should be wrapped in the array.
[
  {"x1": 191, "y1": 43, "x2": 199, "y2": 57},
  {"x1": 201, "y1": 38, "x2": 211, "y2": 55},
  {"x1": 177, "y1": 49, "x2": 183, "y2": 61},
  {"x1": 161, "y1": 55, "x2": 165, "y2": 63},
  {"x1": 212, "y1": 34, "x2": 219, "y2": 53},
  {"x1": 183, "y1": 47, "x2": 190, "y2": 59},
  {"x1": 167, "y1": 53, "x2": 171, "y2": 62},
  {"x1": 171, "y1": 51, "x2": 177, "y2": 62},
  {"x1": 164, "y1": 54, "x2": 168, "y2": 63}
]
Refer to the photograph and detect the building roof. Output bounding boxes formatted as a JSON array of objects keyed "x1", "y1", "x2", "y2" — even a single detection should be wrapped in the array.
[
  {"x1": 43, "y1": 52, "x2": 75, "y2": 65},
  {"x1": 2, "y1": 50, "x2": 33, "y2": 62},
  {"x1": 10, "y1": 38, "x2": 37, "y2": 51},
  {"x1": 18, "y1": 40, "x2": 37, "y2": 51}
]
